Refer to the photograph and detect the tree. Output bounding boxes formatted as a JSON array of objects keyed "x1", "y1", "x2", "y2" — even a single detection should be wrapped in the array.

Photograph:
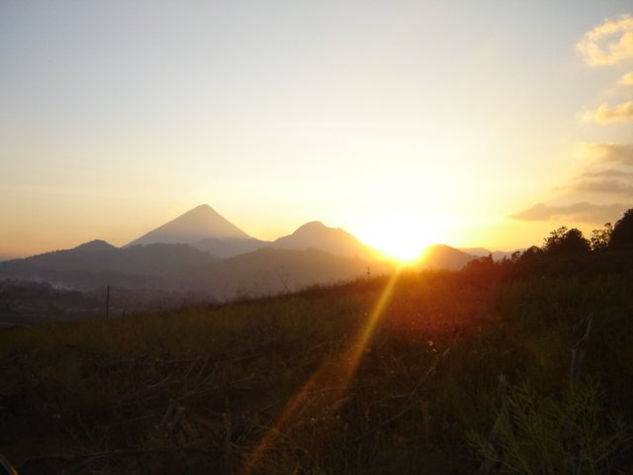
[
  {"x1": 543, "y1": 226, "x2": 590, "y2": 255},
  {"x1": 590, "y1": 222, "x2": 613, "y2": 251},
  {"x1": 609, "y1": 209, "x2": 633, "y2": 250}
]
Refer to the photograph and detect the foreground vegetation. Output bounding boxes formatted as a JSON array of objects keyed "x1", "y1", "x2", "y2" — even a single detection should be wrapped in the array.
[
  {"x1": 0, "y1": 269, "x2": 631, "y2": 474},
  {"x1": 1, "y1": 212, "x2": 633, "y2": 474}
]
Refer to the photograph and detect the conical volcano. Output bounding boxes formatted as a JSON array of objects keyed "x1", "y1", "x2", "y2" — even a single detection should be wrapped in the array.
[{"x1": 127, "y1": 204, "x2": 250, "y2": 247}]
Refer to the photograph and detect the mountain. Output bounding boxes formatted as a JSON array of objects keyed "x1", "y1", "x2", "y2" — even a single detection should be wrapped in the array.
[
  {"x1": 419, "y1": 245, "x2": 477, "y2": 270},
  {"x1": 0, "y1": 252, "x2": 18, "y2": 262},
  {"x1": 195, "y1": 237, "x2": 270, "y2": 259},
  {"x1": 126, "y1": 206, "x2": 380, "y2": 260},
  {"x1": 197, "y1": 221, "x2": 379, "y2": 260},
  {"x1": 127, "y1": 204, "x2": 251, "y2": 247},
  {"x1": 0, "y1": 204, "x2": 485, "y2": 313},
  {"x1": 0, "y1": 240, "x2": 217, "y2": 290},
  {"x1": 0, "y1": 239, "x2": 391, "y2": 301},
  {"x1": 272, "y1": 221, "x2": 378, "y2": 259}
]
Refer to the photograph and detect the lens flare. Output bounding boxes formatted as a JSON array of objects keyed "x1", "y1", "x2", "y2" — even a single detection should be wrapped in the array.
[{"x1": 240, "y1": 268, "x2": 403, "y2": 474}]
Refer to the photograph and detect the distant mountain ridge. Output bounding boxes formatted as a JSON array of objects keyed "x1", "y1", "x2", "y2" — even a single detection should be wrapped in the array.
[
  {"x1": 0, "y1": 240, "x2": 218, "y2": 291},
  {"x1": 127, "y1": 205, "x2": 379, "y2": 260},
  {"x1": 0, "y1": 204, "x2": 482, "y2": 307},
  {"x1": 0, "y1": 240, "x2": 391, "y2": 299}
]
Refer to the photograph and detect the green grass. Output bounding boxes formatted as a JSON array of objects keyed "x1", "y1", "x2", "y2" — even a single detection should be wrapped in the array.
[{"x1": 1, "y1": 271, "x2": 632, "y2": 474}]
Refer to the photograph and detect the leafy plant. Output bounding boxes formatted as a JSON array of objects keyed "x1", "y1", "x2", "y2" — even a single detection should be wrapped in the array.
[{"x1": 468, "y1": 379, "x2": 629, "y2": 475}]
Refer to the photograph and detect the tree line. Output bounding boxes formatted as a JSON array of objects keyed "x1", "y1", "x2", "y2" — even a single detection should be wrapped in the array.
[{"x1": 461, "y1": 208, "x2": 633, "y2": 280}]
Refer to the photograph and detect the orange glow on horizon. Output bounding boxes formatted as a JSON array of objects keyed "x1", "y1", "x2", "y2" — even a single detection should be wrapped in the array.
[{"x1": 354, "y1": 214, "x2": 447, "y2": 263}]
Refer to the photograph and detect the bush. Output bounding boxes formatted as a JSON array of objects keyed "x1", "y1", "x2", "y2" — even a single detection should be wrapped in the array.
[{"x1": 468, "y1": 379, "x2": 628, "y2": 475}]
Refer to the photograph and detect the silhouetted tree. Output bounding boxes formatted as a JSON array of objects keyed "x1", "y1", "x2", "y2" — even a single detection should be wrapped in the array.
[
  {"x1": 543, "y1": 226, "x2": 590, "y2": 255},
  {"x1": 461, "y1": 254, "x2": 502, "y2": 284},
  {"x1": 609, "y1": 209, "x2": 633, "y2": 250},
  {"x1": 590, "y1": 222, "x2": 613, "y2": 252},
  {"x1": 519, "y1": 245, "x2": 543, "y2": 261},
  {"x1": 511, "y1": 246, "x2": 544, "y2": 275}
]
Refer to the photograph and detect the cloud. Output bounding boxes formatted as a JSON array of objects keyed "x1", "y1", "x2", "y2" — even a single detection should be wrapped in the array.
[
  {"x1": 583, "y1": 100, "x2": 633, "y2": 122},
  {"x1": 620, "y1": 71, "x2": 633, "y2": 85},
  {"x1": 581, "y1": 168, "x2": 633, "y2": 179},
  {"x1": 563, "y1": 143, "x2": 633, "y2": 197},
  {"x1": 511, "y1": 202, "x2": 628, "y2": 223},
  {"x1": 582, "y1": 143, "x2": 633, "y2": 165},
  {"x1": 576, "y1": 14, "x2": 633, "y2": 66},
  {"x1": 571, "y1": 179, "x2": 633, "y2": 196}
]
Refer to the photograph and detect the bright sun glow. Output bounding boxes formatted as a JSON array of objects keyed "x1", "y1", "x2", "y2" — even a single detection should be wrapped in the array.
[
  {"x1": 356, "y1": 215, "x2": 442, "y2": 263},
  {"x1": 374, "y1": 235, "x2": 426, "y2": 262}
]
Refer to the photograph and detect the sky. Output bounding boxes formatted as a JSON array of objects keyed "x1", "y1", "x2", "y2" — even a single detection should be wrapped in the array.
[{"x1": 1, "y1": 1, "x2": 632, "y2": 259}]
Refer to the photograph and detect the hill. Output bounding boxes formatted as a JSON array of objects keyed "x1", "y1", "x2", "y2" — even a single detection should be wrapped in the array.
[
  {"x1": 0, "y1": 240, "x2": 218, "y2": 291},
  {"x1": 419, "y1": 244, "x2": 477, "y2": 270},
  {"x1": 1, "y1": 265, "x2": 631, "y2": 474},
  {"x1": 271, "y1": 221, "x2": 379, "y2": 259},
  {"x1": 0, "y1": 239, "x2": 393, "y2": 306},
  {"x1": 194, "y1": 247, "x2": 393, "y2": 297}
]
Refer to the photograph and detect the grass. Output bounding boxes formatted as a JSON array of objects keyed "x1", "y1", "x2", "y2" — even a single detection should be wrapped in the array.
[{"x1": 0, "y1": 270, "x2": 632, "y2": 474}]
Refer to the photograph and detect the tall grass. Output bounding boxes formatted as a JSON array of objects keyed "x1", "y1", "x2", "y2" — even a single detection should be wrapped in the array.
[{"x1": 0, "y1": 272, "x2": 631, "y2": 474}]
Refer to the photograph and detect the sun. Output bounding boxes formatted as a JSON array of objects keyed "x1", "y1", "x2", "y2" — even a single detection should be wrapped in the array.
[
  {"x1": 375, "y1": 236, "x2": 427, "y2": 263},
  {"x1": 356, "y1": 215, "x2": 439, "y2": 263}
]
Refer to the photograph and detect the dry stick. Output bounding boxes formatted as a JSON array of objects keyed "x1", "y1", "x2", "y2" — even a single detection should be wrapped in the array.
[
  {"x1": 570, "y1": 314, "x2": 592, "y2": 391},
  {"x1": 193, "y1": 354, "x2": 211, "y2": 385},
  {"x1": 114, "y1": 376, "x2": 178, "y2": 408},
  {"x1": 479, "y1": 374, "x2": 509, "y2": 475},
  {"x1": 182, "y1": 356, "x2": 202, "y2": 382},
  {"x1": 178, "y1": 374, "x2": 256, "y2": 402},
  {"x1": 105, "y1": 284, "x2": 110, "y2": 320},
  {"x1": 158, "y1": 399, "x2": 178, "y2": 432},
  {"x1": 20, "y1": 447, "x2": 222, "y2": 470},
  {"x1": 257, "y1": 399, "x2": 283, "y2": 414},
  {"x1": 353, "y1": 347, "x2": 451, "y2": 442},
  {"x1": 405, "y1": 348, "x2": 451, "y2": 404}
]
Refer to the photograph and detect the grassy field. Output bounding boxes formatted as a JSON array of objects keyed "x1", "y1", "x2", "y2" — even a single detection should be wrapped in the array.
[{"x1": 1, "y1": 266, "x2": 632, "y2": 474}]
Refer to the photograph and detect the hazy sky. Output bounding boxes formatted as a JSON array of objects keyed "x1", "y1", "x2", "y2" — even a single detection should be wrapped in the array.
[{"x1": 1, "y1": 1, "x2": 632, "y2": 258}]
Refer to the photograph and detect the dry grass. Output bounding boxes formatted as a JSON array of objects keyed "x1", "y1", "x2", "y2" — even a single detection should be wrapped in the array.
[{"x1": 1, "y1": 270, "x2": 632, "y2": 474}]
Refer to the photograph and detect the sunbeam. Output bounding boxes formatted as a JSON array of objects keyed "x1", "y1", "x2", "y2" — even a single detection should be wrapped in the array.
[{"x1": 240, "y1": 267, "x2": 403, "y2": 474}]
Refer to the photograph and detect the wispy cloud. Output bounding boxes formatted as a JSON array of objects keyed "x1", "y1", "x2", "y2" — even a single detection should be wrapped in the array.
[
  {"x1": 570, "y1": 179, "x2": 633, "y2": 196},
  {"x1": 582, "y1": 100, "x2": 633, "y2": 122},
  {"x1": 567, "y1": 143, "x2": 633, "y2": 196},
  {"x1": 620, "y1": 71, "x2": 633, "y2": 85},
  {"x1": 582, "y1": 143, "x2": 633, "y2": 165},
  {"x1": 576, "y1": 14, "x2": 633, "y2": 66},
  {"x1": 511, "y1": 202, "x2": 627, "y2": 223},
  {"x1": 581, "y1": 169, "x2": 633, "y2": 179},
  {"x1": 512, "y1": 143, "x2": 633, "y2": 223}
]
